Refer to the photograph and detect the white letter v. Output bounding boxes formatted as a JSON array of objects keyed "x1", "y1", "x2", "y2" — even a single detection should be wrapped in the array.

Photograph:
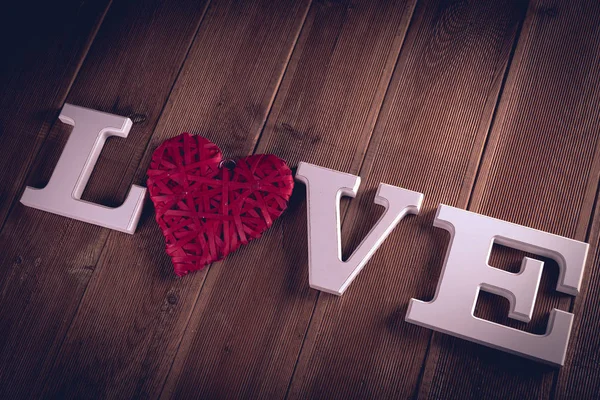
[{"x1": 295, "y1": 162, "x2": 423, "y2": 295}]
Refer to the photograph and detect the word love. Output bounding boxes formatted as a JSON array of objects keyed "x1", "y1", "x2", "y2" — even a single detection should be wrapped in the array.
[{"x1": 21, "y1": 104, "x2": 589, "y2": 367}]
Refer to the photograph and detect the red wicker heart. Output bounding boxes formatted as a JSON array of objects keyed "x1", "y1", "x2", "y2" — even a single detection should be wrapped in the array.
[{"x1": 147, "y1": 133, "x2": 294, "y2": 276}]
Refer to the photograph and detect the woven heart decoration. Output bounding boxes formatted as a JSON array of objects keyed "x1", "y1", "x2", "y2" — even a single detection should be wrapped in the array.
[{"x1": 147, "y1": 133, "x2": 294, "y2": 276}]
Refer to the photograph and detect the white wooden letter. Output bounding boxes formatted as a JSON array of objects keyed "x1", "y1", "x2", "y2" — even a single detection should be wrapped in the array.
[
  {"x1": 405, "y1": 205, "x2": 589, "y2": 366},
  {"x1": 20, "y1": 103, "x2": 146, "y2": 234},
  {"x1": 295, "y1": 162, "x2": 423, "y2": 296}
]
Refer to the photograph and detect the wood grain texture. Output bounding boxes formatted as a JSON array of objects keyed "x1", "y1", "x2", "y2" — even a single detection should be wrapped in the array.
[
  {"x1": 287, "y1": 0, "x2": 526, "y2": 399},
  {"x1": 0, "y1": 0, "x2": 110, "y2": 228},
  {"x1": 418, "y1": 0, "x2": 600, "y2": 399},
  {"x1": 161, "y1": 0, "x2": 417, "y2": 398},
  {"x1": 39, "y1": 0, "x2": 311, "y2": 399},
  {"x1": 0, "y1": 0, "x2": 210, "y2": 398}
]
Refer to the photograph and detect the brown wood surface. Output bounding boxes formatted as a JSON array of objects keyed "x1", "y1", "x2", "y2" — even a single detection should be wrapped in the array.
[{"x1": 1, "y1": 0, "x2": 599, "y2": 399}]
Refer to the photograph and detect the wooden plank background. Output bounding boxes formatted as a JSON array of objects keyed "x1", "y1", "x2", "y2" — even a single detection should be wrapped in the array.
[{"x1": 0, "y1": 0, "x2": 599, "y2": 399}]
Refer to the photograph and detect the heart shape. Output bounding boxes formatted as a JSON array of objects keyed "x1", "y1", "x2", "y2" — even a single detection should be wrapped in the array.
[{"x1": 147, "y1": 133, "x2": 294, "y2": 276}]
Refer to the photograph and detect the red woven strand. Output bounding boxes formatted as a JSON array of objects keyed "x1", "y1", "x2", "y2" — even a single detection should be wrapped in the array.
[{"x1": 147, "y1": 133, "x2": 294, "y2": 276}]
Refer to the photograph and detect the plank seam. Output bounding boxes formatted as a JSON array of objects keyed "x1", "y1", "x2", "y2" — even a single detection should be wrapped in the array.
[
  {"x1": 283, "y1": 291, "x2": 321, "y2": 400},
  {"x1": 464, "y1": 2, "x2": 530, "y2": 212},
  {"x1": 157, "y1": 265, "x2": 215, "y2": 399},
  {"x1": 249, "y1": 2, "x2": 315, "y2": 157}
]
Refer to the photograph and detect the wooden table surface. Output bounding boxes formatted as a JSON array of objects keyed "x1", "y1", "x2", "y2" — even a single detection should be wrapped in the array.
[{"x1": 1, "y1": 0, "x2": 600, "y2": 399}]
